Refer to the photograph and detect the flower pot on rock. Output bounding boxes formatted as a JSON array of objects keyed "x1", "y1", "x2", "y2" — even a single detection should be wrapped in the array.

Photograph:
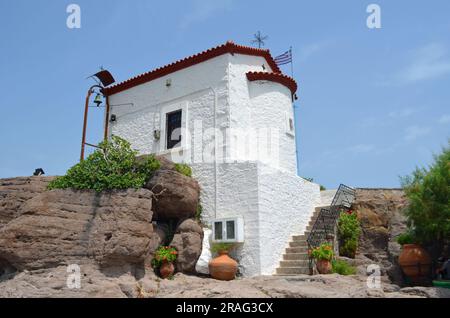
[
  {"x1": 310, "y1": 243, "x2": 334, "y2": 275},
  {"x1": 152, "y1": 246, "x2": 178, "y2": 279},
  {"x1": 398, "y1": 244, "x2": 431, "y2": 283},
  {"x1": 316, "y1": 259, "x2": 332, "y2": 274},
  {"x1": 209, "y1": 250, "x2": 238, "y2": 281}
]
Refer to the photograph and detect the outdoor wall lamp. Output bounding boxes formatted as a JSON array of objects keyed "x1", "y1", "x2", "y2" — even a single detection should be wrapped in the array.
[
  {"x1": 154, "y1": 129, "x2": 161, "y2": 141},
  {"x1": 110, "y1": 114, "x2": 117, "y2": 122}
]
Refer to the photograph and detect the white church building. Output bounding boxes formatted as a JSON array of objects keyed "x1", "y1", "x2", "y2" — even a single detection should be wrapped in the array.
[{"x1": 103, "y1": 41, "x2": 322, "y2": 276}]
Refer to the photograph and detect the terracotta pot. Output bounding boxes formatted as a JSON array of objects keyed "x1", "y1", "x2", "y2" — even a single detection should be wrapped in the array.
[
  {"x1": 398, "y1": 244, "x2": 431, "y2": 282},
  {"x1": 209, "y1": 250, "x2": 238, "y2": 281},
  {"x1": 159, "y1": 261, "x2": 175, "y2": 279},
  {"x1": 316, "y1": 259, "x2": 332, "y2": 274}
]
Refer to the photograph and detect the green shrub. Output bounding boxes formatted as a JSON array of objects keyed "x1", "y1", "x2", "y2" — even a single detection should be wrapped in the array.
[
  {"x1": 174, "y1": 163, "x2": 192, "y2": 177},
  {"x1": 310, "y1": 243, "x2": 334, "y2": 261},
  {"x1": 338, "y1": 211, "x2": 361, "y2": 258},
  {"x1": 211, "y1": 243, "x2": 235, "y2": 254},
  {"x1": 400, "y1": 142, "x2": 450, "y2": 248},
  {"x1": 332, "y1": 259, "x2": 357, "y2": 275},
  {"x1": 48, "y1": 136, "x2": 160, "y2": 192},
  {"x1": 396, "y1": 231, "x2": 416, "y2": 245}
]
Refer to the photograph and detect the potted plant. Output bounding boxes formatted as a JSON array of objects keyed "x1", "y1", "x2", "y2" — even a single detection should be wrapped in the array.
[
  {"x1": 209, "y1": 243, "x2": 238, "y2": 281},
  {"x1": 152, "y1": 246, "x2": 178, "y2": 279},
  {"x1": 396, "y1": 232, "x2": 431, "y2": 284},
  {"x1": 310, "y1": 243, "x2": 334, "y2": 274}
]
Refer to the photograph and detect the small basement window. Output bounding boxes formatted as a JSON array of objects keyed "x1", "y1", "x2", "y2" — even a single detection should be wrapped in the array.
[
  {"x1": 166, "y1": 110, "x2": 182, "y2": 149},
  {"x1": 212, "y1": 218, "x2": 244, "y2": 243}
]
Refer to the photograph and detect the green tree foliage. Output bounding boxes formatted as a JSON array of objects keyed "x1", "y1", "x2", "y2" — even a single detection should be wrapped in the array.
[
  {"x1": 400, "y1": 143, "x2": 450, "y2": 246},
  {"x1": 338, "y1": 211, "x2": 361, "y2": 258},
  {"x1": 48, "y1": 136, "x2": 160, "y2": 192}
]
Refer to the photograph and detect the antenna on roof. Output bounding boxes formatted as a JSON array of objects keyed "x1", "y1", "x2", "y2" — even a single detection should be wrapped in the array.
[{"x1": 251, "y1": 31, "x2": 268, "y2": 49}]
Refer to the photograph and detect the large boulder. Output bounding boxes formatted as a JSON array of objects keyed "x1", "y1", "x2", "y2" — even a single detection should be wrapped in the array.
[
  {"x1": 352, "y1": 189, "x2": 408, "y2": 285},
  {"x1": 0, "y1": 188, "x2": 159, "y2": 271},
  {"x1": 0, "y1": 177, "x2": 54, "y2": 229},
  {"x1": 170, "y1": 219, "x2": 204, "y2": 273},
  {"x1": 145, "y1": 170, "x2": 200, "y2": 220}
]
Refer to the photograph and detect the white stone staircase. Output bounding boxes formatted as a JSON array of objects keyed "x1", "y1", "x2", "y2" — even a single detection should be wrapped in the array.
[{"x1": 275, "y1": 206, "x2": 326, "y2": 275}]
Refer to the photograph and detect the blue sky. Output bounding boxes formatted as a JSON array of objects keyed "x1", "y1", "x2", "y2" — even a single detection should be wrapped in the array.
[{"x1": 0, "y1": 0, "x2": 449, "y2": 188}]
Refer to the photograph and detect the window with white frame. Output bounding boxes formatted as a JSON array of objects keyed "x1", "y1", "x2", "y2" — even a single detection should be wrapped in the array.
[
  {"x1": 160, "y1": 102, "x2": 188, "y2": 152},
  {"x1": 212, "y1": 218, "x2": 244, "y2": 243}
]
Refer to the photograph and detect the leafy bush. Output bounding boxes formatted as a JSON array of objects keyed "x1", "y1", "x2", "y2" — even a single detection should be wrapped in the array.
[
  {"x1": 151, "y1": 246, "x2": 178, "y2": 268},
  {"x1": 400, "y1": 143, "x2": 450, "y2": 248},
  {"x1": 338, "y1": 210, "x2": 361, "y2": 258},
  {"x1": 175, "y1": 163, "x2": 192, "y2": 177},
  {"x1": 310, "y1": 243, "x2": 334, "y2": 261},
  {"x1": 48, "y1": 136, "x2": 160, "y2": 192},
  {"x1": 211, "y1": 243, "x2": 235, "y2": 254},
  {"x1": 396, "y1": 231, "x2": 416, "y2": 245},
  {"x1": 332, "y1": 259, "x2": 357, "y2": 275}
]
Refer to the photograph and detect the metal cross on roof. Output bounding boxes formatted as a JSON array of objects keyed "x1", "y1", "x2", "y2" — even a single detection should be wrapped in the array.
[{"x1": 251, "y1": 31, "x2": 268, "y2": 48}]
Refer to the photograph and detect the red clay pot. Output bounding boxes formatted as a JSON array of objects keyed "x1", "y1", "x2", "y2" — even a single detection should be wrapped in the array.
[
  {"x1": 398, "y1": 244, "x2": 431, "y2": 282},
  {"x1": 209, "y1": 251, "x2": 238, "y2": 281},
  {"x1": 159, "y1": 261, "x2": 175, "y2": 279},
  {"x1": 316, "y1": 259, "x2": 332, "y2": 274}
]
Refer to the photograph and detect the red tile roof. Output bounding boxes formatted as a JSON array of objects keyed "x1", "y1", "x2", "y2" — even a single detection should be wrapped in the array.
[
  {"x1": 246, "y1": 71, "x2": 297, "y2": 95},
  {"x1": 103, "y1": 41, "x2": 285, "y2": 96}
]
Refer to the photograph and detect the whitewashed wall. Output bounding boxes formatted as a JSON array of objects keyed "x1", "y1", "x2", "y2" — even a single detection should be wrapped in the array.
[
  {"x1": 257, "y1": 164, "x2": 321, "y2": 275},
  {"x1": 227, "y1": 54, "x2": 297, "y2": 173},
  {"x1": 191, "y1": 162, "x2": 321, "y2": 277},
  {"x1": 108, "y1": 54, "x2": 229, "y2": 160}
]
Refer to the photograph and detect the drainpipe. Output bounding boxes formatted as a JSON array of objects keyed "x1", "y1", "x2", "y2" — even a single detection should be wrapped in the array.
[{"x1": 103, "y1": 93, "x2": 110, "y2": 141}]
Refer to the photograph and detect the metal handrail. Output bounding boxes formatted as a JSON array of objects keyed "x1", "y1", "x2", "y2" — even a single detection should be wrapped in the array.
[{"x1": 307, "y1": 184, "x2": 356, "y2": 274}]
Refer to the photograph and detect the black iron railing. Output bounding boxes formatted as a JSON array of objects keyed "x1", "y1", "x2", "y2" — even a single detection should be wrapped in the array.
[{"x1": 307, "y1": 184, "x2": 356, "y2": 274}]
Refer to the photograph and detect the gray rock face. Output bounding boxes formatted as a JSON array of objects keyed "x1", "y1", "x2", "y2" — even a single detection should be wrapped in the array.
[
  {"x1": 353, "y1": 189, "x2": 409, "y2": 285},
  {"x1": 0, "y1": 188, "x2": 157, "y2": 271},
  {"x1": 145, "y1": 170, "x2": 200, "y2": 220},
  {"x1": 0, "y1": 177, "x2": 54, "y2": 229},
  {"x1": 170, "y1": 219, "x2": 204, "y2": 273}
]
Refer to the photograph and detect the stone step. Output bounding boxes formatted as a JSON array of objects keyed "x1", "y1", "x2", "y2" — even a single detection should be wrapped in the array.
[
  {"x1": 306, "y1": 224, "x2": 335, "y2": 232},
  {"x1": 286, "y1": 246, "x2": 309, "y2": 253},
  {"x1": 283, "y1": 253, "x2": 309, "y2": 261},
  {"x1": 292, "y1": 235, "x2": 307, "y2": 241},
  {"x1": 276, "y1": 267, "x2": 310, "y2": 275},
  {"x1": 280, "y1": 260, "x2": 309, "y2": 268},
  {"x1": 289, "y1": 241, "x2": 308, "y2": 249}
]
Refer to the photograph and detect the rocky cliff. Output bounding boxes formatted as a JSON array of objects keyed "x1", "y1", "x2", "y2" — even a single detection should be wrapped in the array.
[
  {"x1": 351, "y1": 189, "x2": 409, "y2": 285},
  {"x1": 0, "y1": 169, "x2": 204, "y2": 297}
]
